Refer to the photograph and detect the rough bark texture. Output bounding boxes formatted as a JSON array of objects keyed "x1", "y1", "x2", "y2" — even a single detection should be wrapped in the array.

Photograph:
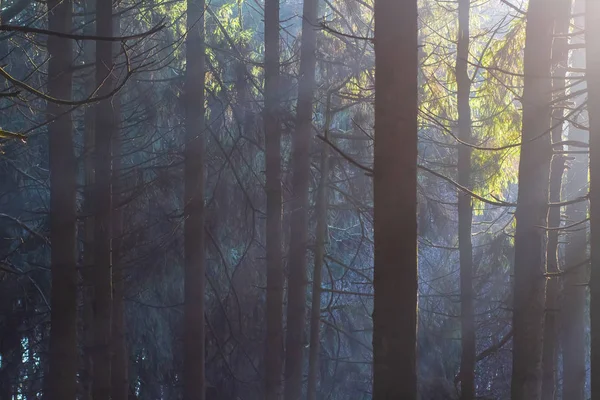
[
  {"x1": 510, "y1": 1, "x2": 554, "y2": 399},
  {"x1": 306, "y1": 96, "x2": 331, "y2": 400},
  {"x1": 264, "y1": 0, "x2": 284, "y2": 396},
  {"x1": 587, "y1": 0, "x2": 600, "y2": 397},
  {"x1": 284, "y1": 0, "x2": 319, "y2": 395},
  {"x1": 92, "y1": 0, "x2": 116, "y2": 398},
  {"x1": 456, "y1": 0, "x2": 475, "y2": 399},
  {"x1": 372, "y1": 0, "x2": 418, "y2": 398},
  {"x1": 45, "y1": 0, "x2": 77, "y2": 399},
  {"x1": 541, "y1": 1, "x2": 571, "y2": 398},
  {"x1": 183, "y1": 0, "x2": 206, "y2": 398},
  {"x1": 561, "y1": 2, "x2": 587, "y2": 395}
]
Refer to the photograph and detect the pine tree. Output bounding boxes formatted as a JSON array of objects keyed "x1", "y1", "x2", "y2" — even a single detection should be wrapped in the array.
[
  {"x1": 510, "y1": 1, "x2": 554, "y2": 398},
  {"x1": 456, "y1": 0, "x2": 475, "y2": 398},
  {"x1": 372, "y1": 0, "x2": 418, "y2": 397},
  {"x1": 586, "y1": 0, "x2": 600, "y2": 396},
  {"x1": 183, "y1": 0, "x2": 207, "y2": 398},
  {"x1": 45, "y1": 0, "x2": 77, "y2": 399},
  {"x1": 284, "y1": 0, "x2": 320, "y2": 394},
  {"x1": 264, "y1": 0, "x2": 284, "y2": 397}
]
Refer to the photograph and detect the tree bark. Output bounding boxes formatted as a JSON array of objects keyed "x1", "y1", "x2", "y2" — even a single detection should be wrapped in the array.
[
  {"x1": 284, "y1": 0, "x2": 319, "y2": 395},
  {"x1": 306, "y1": 95, "x2": 331, "y2": 400},
  {"x1": 92, "y1": 0, "x2": 116, "y2": 397},
  {"x1": 456, "y1": 1, "x2": 475, "y2": 399},
  {"x1": 586, "y1": 0, "x2": 600, "y2": 397},
  {"x1": 510, "y1": 1, "x2": 554, "y2": 399},
  {"x1": 183, "y1": 0, "x2": 206, "y2": 398},
  {"x1": 45, "y1": 0, "x2": 77, "y2": 399},
  {"x1": 541, "y1": 1, "x2": 572, "y2": 398},
  {"x1": 372, "y1": 0, "x2": 418, "y2": 398},
  {"x1": 111, "y1": 10, "x2": 128, "y2": 400},
  {"x1": 81, "y1": 0, "x2": 95, "y2": 395},
  {"x1": 561, "y1": 2, "x2": 587, "y2": 396},
  {"x1": 264, "y1": 0, "x2": 284, "y2": 397}
]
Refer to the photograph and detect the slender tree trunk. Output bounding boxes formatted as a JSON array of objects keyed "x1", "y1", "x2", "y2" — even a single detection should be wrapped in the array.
[
  {"x1": 92, "y1": 0, "x2": 116, "y2": 397},
  {"x1": 372, "y1": 0, "x2": 418, "y2": 398},
  {"x1": 110, "y1": 175, "x2": 127, "y2": 400},
  {"x1": 306, "y1": 95, "x2": 332, "y2": 400},
  {"x1": 264, "y1": 0, "x2": 284, "y2": 397},
  {"x1": 586, "y1": 0, "x2": 600, "y2": 397},
  {"x1": 110, "y1": 10, "x2": 128, "y2": 400},
  {"x1": 561, "y1": 2, "x2": 587, "y2": 395},
  {"x1": 45, "y1": 0, "x2": 77, "y2": 399},
  {"x1": 510, "y1": 1, "x2": 554, "y2": 399},
  {"x1": 541, "y1": 1, "x2": 571, "y2": 398},
  {"x1": 81, "y1": 1, "x2": 96, "y2": 398},
  {"x1": 183, "y1": 0, "x2": 206, "y2": 398},
  {"x1": 284, "y1": 0, "x2": 319, "y2": 396},
  {"x1": 81, "y1": 90, "x2": 95, "y2": 400},
  {"x1": 561, "y1": 116, "x2": 588, "y2": 398},
  {"x1": 456, "y1": 1, "x2": 475, "y2": 399}
]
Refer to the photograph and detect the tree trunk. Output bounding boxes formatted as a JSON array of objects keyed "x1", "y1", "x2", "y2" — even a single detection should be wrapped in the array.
[
  {"x1": 183, "y1": 0, "x2": 206, "y2": 398},
  {"x1": 284, "y1": 0, "x2": 319, "y2": 395},
  {"x1": 541, "y1": 1, "x2": 571, "y2": 398},
  {"x1": 111, "y1": 10, "x2": 128, "y2": 400},
  {"x1": 586, "y1": 0, "x2": 600, "y2": 397},
  {"x1": 306, "y1": 95, "x2": 332, "y2": 400},
  {"x1": 45, "y1": 0, "x2": 77, "y2": 399},
  {"x1": 561, "y1": 2, "x2": 587, "y2": 396},
  {"x1": 456, "y1": 1, "x2": 475, "y2": 399},
  {"x1": 372, "y1": 0, "x2": 418, "y2": 398},
  {"x1": 92, "y1": 0, "x2": 116, "y2": 397},
  {"x1": 264, "y1": 0, "x2": 284, "y2": 397},
  {"x1": 561, "y1": 112, "x2": 588, "y2": 399},
  {"x1": 510, "y1": 1, "x2": 554, "y2": 399},
  {"x1": 81, "y1": 2, "x2": 95, "y2": 399}
]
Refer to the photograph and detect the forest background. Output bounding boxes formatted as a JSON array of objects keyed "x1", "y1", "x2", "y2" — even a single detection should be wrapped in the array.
[{"x1": 0, "y1": 0, "x2": 597, "y2": 399}]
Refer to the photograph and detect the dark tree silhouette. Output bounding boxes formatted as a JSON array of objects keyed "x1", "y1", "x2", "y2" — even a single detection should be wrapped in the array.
[
  {"x1": 264, "y1": 0, "x2": 284, "y2": 397},
  {"x1": 45, "y1": 0, "x2": 77, "y2": 399},
  {"x1": 183, "y1": 0, "x2": 207, "y2": 398},
  {"x1": 372, "y1": 0, "x2": 418, "y2": 398}
]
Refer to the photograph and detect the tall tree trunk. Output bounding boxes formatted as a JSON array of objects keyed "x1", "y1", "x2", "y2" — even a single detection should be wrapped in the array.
[
  {"x1": 81, "y1": 0, "x2": 96, "y2": 398},
  {"x1": 264, "y1": 0, "x2": 284, "y2": 397},
  {"x1": 111, "y1": 164, "x2": 127, "y2": 400},
  {"x1": 183, "y1": 0, "x2": 206, "y2": 398},
  {"x1": 561, "y1": 2, "x2": 587, "y2": 396},
  {"x1": 456, "y1": 1, "x2": 475, "y2": 399},
  {"x1": 306, "y1": 95, "x2": 332, "y2": 400},
  {"x1": 372, "y1": 0, "x2": 418, "y2": 398},
  {"x1": 586, "y1": 0, "x2": 600, "y2": 397},
  {"x1": 111, "y1": 10, "x2": 128, "y2": 400},
  {"x1": 92, "y1": 0, "x2": 116, "y2": 397},
  {"x1": 541, "y1": 1, "x2": 572, "y2": 398},
  {"x1": 45, "y1": 0, "x2": 77, "y2": 399},
  {"x1": 510, "y1": 1, "x2": 554, "y2": 399},
  {"x1": 284, "y1": 0, "x2": 319, "y2": 396}
]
